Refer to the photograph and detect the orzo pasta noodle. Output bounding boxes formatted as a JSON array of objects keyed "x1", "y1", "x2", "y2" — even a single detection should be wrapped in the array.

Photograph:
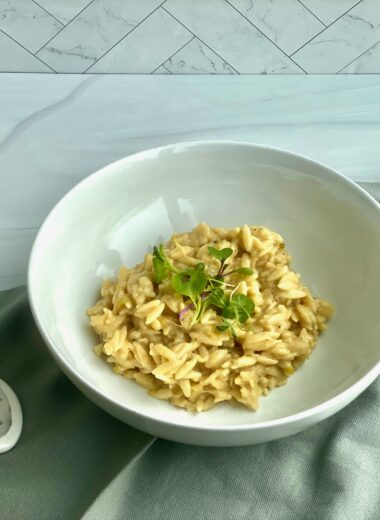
[{"x1": 87, "y1": 223, "x2": 333, "y2": 412}]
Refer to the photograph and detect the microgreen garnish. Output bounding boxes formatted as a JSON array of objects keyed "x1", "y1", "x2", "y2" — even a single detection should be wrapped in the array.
[
  {"x1": 152, "y1": 244, "x2": 255, "y2": 335},
  {"x1": 206, "y1": 287, "x2": 227, "y2": 310},
  {"x1": 216, "y1": 319, "x2": 231, "y2": 332},
  {"x1": 222, "y1": 294, "x2": 255, "y2": 323},
  {"x1": 225, "y1": 267, "x2": 253, "y2": 277},
  {"x1": 152, "y1": 245, "x2": 178, "y2": 283},
  {"x1": 217, "y1": 319, "x2": 238, "y2": 337},
  {"x1": 215, "y1": 294, "x2": 254, "y2": 337},
  {"x1": 172, "y1": 269, "x2": 208, "y2": 302},
  {"x1": 207, "y1": 246, "x2": 233, "y2": 262},
  {"x1": 208, "y1": 246, "x2": 233, "y2": 277}
]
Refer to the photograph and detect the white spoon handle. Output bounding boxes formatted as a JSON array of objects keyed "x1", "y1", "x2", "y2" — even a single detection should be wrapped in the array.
[{"x1": 0, "y1": 379, "x2": 23, "y2": 454}]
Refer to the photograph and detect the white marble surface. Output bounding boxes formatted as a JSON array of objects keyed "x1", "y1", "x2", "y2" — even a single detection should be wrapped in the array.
[
  {"x1": 340, "y1": 40, "x2": 380, "y2": 73},
  {"x1": 88, "y1": 9, "x2": 192, "y2": 73},
  {"x1": 153, "y1": 65, "x2": 171, "y2": 74},
  {"x1": 36, "y1": 0, "x2": 163, "y2": 72},
  {"x1": 0, "y1": 0, "x2": 62, "y2": 53},
  {"x1": 0, "y1": 31, "x2": 53, "y2": 72},
  {"x1": 0, "y1": 74, "x2": 379, "y2": 289},
  {"x1": 228, "y1": 0, "x2": 324, "y2": 55},
  {"x1": 164, "y1": 0, "x2": 303, "y2": 74},
  {"x1": 0, "y1": 0, "x2": 379, "y2": 73},
  {"x1": 300, "y1": 0, "x2": 361, "y2": 25},
  {"x1": 293, "y1": 0, "x2": 380, "y2": 73},
  {"x1": 34, "y1": 0, "x2": 94, "y2": 25},
  {"x1": 162, "y1": 38, "x2": 236, "y2": 74}
]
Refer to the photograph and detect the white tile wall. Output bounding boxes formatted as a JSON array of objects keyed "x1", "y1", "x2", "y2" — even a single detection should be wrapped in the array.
[
  {"x1": 0, "y1": 31, "x2": 53, "y2": 71},
  {"x1": 228, "y1": 0, "x2": 324, "y2": 55},
  {"x1": 162, "y1": 38, "x2": 237, "y2": 74},
  {"x1": 299, "y1": 0, "x2": 361, "y2": 25},
  {"x1": 36, "y1": 0, "x2": 163, "y2": 72},
  {"x1": 164, "y1": 0, "x2": 303, "y2": 73},
  {"x1": 0, "y1": 0, "x2": 379, "y2": 73},
  {"x1": 88, "y1": 8, "x2": 192, "y2": 73},
  {"x1": 0, "y1": 0, "x2": 62, "y2": 53},
  {"x1": 292, "y1": 0, "x2": 380, "y2": 73},
  {"x1": 153, "y1": 65, "x2": 171, "y2": 74},
  {"x1": 340, "y1": 40, "x2": 380, "y2": 72},
  {"x1": 34, "y1": 0, "x2": 94, "y2": 24}
]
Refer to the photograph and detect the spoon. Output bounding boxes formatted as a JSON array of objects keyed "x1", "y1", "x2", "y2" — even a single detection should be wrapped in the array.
[{"x1": 0, "y1": 379, "x2": 22, "y2": 454}]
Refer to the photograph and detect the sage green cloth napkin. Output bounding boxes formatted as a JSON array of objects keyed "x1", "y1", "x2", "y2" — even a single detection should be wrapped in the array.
[{"x1": 0, "y1": 287, "x2": 379, "y2": 520}]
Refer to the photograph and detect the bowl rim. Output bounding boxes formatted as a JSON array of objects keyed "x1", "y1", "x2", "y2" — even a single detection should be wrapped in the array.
[{"x1": 28, "y1": 139, "x2": 380, "y2": 433}]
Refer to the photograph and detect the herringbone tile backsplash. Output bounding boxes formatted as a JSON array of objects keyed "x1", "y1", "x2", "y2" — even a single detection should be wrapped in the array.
[{"x1": 0, "y1": 0, "x2": 378, "y2": 73}]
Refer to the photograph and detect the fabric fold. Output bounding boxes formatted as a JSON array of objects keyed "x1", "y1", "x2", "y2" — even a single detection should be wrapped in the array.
[{"x1": 0, "y1": 288, "x2": 379, "y2": 520}]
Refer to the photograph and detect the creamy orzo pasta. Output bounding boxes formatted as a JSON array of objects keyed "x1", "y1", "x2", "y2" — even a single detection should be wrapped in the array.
[{"x1": 87, "y1": 223, "x2": 333, "y2": 412}]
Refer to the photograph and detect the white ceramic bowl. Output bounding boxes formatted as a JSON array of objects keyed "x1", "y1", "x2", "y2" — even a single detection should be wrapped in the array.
[{"x1": 28, "y1": 141, "x2": 380, "y2": 447}]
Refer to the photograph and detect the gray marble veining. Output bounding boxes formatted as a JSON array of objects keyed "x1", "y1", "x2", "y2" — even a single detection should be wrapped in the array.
[
  {"x1": 228, "y1": 0, "x2": 324, "y2": 55},
  {"x1": 163, "y1": 0, "x2": 304, "y2": 74},
  {"x1": 36, "y1": 0, "x2": 163, "y2": 72},
  {"x1": 87, "y1": 8, "x2": 193, "y2": 73},
  {"x1": 153, "y1": 65, "x2": 171, "y2": 74},
  {"x1": 0, "y1": 0, "x2": 62, "y2": 53},
  {"x1": 292, "y1": 0, "x2": 380, "y2": 73},
  {"x1": 300, "y1": 0, "x2": 361, "y2": 26},
  {"x1": 34, "y1": 0, "x2": 94, "y2": 25},
  {"x1": 163, "y1": 38, "x2": 236, "y2": 74},
  {"x1": 0, "y1": 0, "x2": 379, "y2": 73},
  {"x1": 340, "y1": 40, "x2": 380, "y2": 73}
]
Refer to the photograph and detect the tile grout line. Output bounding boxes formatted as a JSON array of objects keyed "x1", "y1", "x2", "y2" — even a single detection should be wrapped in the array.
[
  {"x1": 297, "y1": 0, "x2": 327, "y2": 27},
  {"x1": 336, "y1": 40, "x2": 380, "y2": 73},
  {"x1": 0, "y1": 0, "x2": 375, "y2": 75},
  {"x1": 2, "y1": 0, "x2": 372, "y2": 75},
  {"x1": 32, "y1": 0, "x2": 99, "y2": 55},
  {"x1": 151, "y1": 35, "x2": 196, "y2": 73},
  {"x1": 161, "y1": 5, "x2": 240, "y2": 74},
  {"x1": 224, "y1": 0, "x2": 307, "y2": 73},
  {"x1": 0, "y1": 29, "x2": 56, "y2": 72},
  {"x1": 30, "y1": 0, "x2": 65, "y2": 27},
  {"x1": 84, "y1": 1, "x2": 168, "y2": 73},
  {"x1": 290, "y1": 0, "x2": 364, "y2": 57},
  {"x1": 2, "y1": 70, "x2": 379, "y2": 75}
]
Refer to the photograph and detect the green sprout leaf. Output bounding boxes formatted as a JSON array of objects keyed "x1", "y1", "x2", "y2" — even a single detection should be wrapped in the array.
[
  {"x1": 221, "y1": 304, "x2": 237, "y2": 320},
  {"x1": 234, "y1": 294, "x2": 255, "y2": 324},
  {"x1": 153, "y1": 257, "x2": 170, "y2": 283},
  {"x1": 153, "y1": 244, "x2": 167, "y2": 263},
  {"x1": 222, "y1": 294, "x2": 254, "y2": 324},
  {"x1": 172, "y1": 268, "x2": 208, "y2": 302},
  {"x1": 152, "y1": 241, "x2": 255, "y2": 335},
  {"x1": 152, "y1": 244, "x2": 175, "y2": 283},
  {"x1": 234, "y1": 267, "x2": 253, "y2": 276},
  {"x1": 232, "y1": 294, "x2": 255, "y2": 323},
  {"x1": 216, "y1": 319, "x2": 237, "y2": 337},
  {"x1": 208, "y1": 246, "x2": 233, "y2": 262},
  {"x1": 208, "y1": 246, "x2": 234, "y2": 277},
  {"x1": 207, "y1": 287, "x2": 227, "y2": 309},
  {"x1": 216, "y1": 319, "x2": 231, "y2": 332}
]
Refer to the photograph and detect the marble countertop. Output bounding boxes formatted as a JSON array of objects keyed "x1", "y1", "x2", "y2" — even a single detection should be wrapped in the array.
[{"x1": 0, "y1": 74, "x2": 379, "y2": 289}]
